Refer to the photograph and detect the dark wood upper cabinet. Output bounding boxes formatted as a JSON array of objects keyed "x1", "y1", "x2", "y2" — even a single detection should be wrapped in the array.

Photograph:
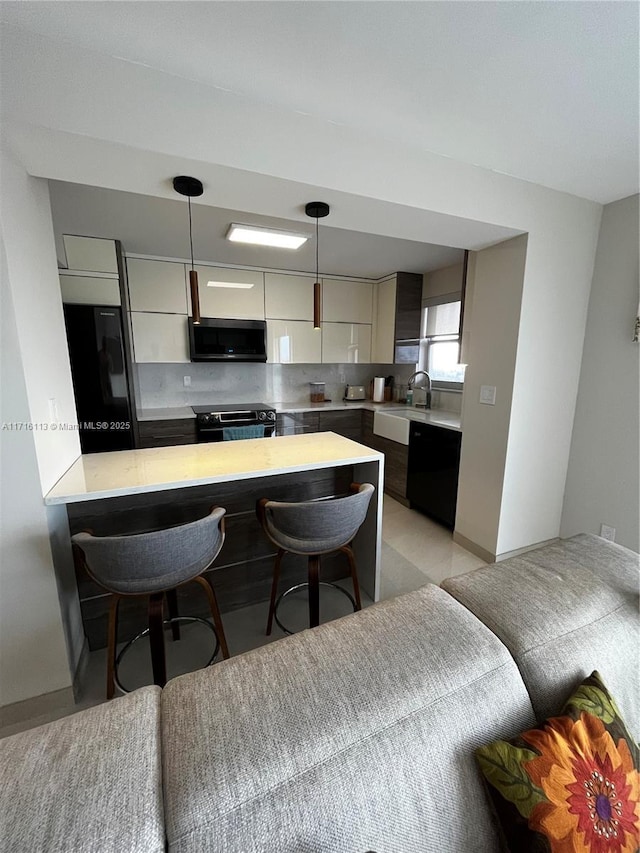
[
  {"x1": 393, "y1": 271, "x2": 423, "y2": 363},
  {"x1": 394, "y1": 272, "x2": 423, "y2": 341}
]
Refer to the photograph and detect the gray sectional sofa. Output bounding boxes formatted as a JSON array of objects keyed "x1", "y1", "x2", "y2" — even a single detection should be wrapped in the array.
[{"x1": 1, "y1": 534, "x2": 638, "y2": 852}]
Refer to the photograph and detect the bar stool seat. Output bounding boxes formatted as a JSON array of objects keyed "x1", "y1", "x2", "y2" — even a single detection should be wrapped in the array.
[
  {"x1": 72, "y1": 506, "x2": 230, "y2": 698},
  {"x1": 257, "y1": 483, "x2": 375, "y2": 635}
]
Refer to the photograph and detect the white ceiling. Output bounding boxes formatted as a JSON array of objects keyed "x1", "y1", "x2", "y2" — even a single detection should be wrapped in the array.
[
  {"x1": 1, "y1": 1, "x2": 638, "y2": 204},
  {"x1": 49, "y1": 181, "x2": 464, "y2": 278}
]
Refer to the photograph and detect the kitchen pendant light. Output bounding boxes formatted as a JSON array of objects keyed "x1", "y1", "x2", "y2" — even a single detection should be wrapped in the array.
[
  {"x1": 305, "y1": 202, "x2": 330, "y2": 329},
  {"x1": 173, "y1": 175, "x2": 204, "y2": 324}
]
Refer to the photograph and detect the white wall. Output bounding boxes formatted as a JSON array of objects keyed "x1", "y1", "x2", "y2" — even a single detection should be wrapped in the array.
[
  {"x1": 561, "y1": 194, "x2": 639, "y2": 551},
  {"x1": 0, "y1": 146, "x2": 84, "y2": 705},
  {"x1": 0, "y1": 236, "x2": 72, "y2": 705},
  {"x1": 422, "y1": 262, "x2": 464, "y2": 301},
  {"x1": 0, "y1": 147, "x2": 81, "y2": 493},
  {"x1": 456, "y1": 236, "x2": 528, "y2": 555}
]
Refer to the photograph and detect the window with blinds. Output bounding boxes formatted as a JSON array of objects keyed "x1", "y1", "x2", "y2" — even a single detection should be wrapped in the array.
[{"x1": 419, "y1": 296, "x2": 466, "y2": 385}]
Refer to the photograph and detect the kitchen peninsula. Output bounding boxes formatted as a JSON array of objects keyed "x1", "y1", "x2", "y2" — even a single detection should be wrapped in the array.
[{"x1": 45, "y1": 433, "x2": 384, "y2": 650}]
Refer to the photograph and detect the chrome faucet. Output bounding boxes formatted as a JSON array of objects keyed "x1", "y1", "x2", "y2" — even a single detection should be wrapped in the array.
[{"x1": 407, "y1": 371, "x2": 432, "y2": 409}]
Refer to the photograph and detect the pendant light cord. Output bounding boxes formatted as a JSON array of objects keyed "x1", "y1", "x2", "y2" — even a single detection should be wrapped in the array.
[
  {"x1": 188, "y1": 196, "x2": 195, "y2": 272},
  {"x1": 315, "y1": 215, "x2": 319, "y2": 281}
]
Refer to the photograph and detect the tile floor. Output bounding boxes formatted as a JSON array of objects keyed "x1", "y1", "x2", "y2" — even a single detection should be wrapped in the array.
[{"x1": 0, "y1": 496, "x2": 486, "y2": 739}]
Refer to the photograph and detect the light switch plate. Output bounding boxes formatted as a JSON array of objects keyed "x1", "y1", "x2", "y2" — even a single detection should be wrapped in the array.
[
  {"x1": 600, "y1": 524, "x2": 616, "y2": 541},
  {"x1": 479, "y1": 385, "x2": 496, "y2": 405},
  {"x1": 183, "y1": 376, "x2": 191, "y2": 387}
]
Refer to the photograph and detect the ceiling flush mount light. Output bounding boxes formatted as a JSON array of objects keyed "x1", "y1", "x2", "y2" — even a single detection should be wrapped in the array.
[
  {"x1": 207, "y1": 280, "x2": 255, "y2": 289},
  {"x1": 226, "y1": 223, "x2": 310, "y2": 250},
  {"x1": 305, "y1": 201, "x2": 330, "y2": 330},
  {"x1": 173, "y1": 175, "x2": 204, "y2": 324}
]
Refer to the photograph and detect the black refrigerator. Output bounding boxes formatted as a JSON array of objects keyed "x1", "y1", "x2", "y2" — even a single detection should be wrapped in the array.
[{"x1": 63, "y1": 304, "x2": 135, "y2": 453}]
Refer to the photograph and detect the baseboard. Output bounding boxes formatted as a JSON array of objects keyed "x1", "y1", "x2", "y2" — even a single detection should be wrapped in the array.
[
  {"x1": 452, "y1": 532, "x2": 496, "y2": 563},
  {"x1": 0, "y1": 685, "x2": 75, "y2": 729},
  {"x1": 453, "y1": 532, "x2": 561, "y2": 564},
  {"x1": 495, "y1": 537, "x2": 560, "y2": 562}
]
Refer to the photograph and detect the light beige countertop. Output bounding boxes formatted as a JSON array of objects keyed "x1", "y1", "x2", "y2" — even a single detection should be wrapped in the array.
[
  {"x1": 136, "y1": 401, "x2": 461, "y2": 426},
  {"x1": 44, "y1": 432, "x2": 384, "y2": 505},
  {"x1": 374, "y1": 407, "x2": 462, "y2": 433},
  {"x1": 135, "y1": 402, "x2": 386, "y2": 421}
]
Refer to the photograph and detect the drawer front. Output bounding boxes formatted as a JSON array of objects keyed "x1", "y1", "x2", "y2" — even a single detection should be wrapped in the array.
[
  {"x1": 138, "y1": 418, "x2": 197, "y2": 447},
  {"x1": 318, "y1": 410, "x2": 363, "y2": 441},
  {"x1": 276, "y1": 412, "x2": 320, "y2": 436}
]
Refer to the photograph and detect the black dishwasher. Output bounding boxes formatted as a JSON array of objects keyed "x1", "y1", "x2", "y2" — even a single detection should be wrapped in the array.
[{"x1": 406, "y1": 422, "x2": 462, "y2": 529}]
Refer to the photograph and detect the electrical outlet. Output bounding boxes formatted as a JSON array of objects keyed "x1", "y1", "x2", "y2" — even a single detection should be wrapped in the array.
[
  {"x1": 600, "y1": 524, "x2": 616, "y2": 542},
  {"x1": 183, "y1": 376, "x2": 191, "y2": 387},
  {"x1": 338, "y1": 369, "x2": 346, "y2": 384},
  {"x1": 479, "y1": 385, "x2": 497, "y2": 405},
  {"x1": 48, "y1": 397, "x2": 58, "y2": 421}
]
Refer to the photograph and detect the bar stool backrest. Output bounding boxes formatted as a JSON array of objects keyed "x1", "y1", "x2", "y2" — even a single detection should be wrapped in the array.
[
  {"x1": 72, "y1": 507, "x2": 226, "y2": 595},
  {"x1": 262, "y1": 483, "x2": 374, "y2": 555}
]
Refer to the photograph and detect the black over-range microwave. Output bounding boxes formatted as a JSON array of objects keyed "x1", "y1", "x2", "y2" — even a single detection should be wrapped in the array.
[{"x1": 188, "y1": 318, "x2": 267, "y2": 362}]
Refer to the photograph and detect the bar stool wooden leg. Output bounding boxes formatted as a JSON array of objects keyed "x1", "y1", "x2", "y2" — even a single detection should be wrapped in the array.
[
  {"x1": 341, "y1": 545, "x2": 362, "y2": 611},
  {"x1": 193, "y1": 575, "x2": 230, "y2": 660},
  {"x1": 266, "y1": 548, "x2": 285, "y2": 635},
  {"x1": 106, "y1": 594, "x2": 120, "y2": 700},
  {"x1": 166, "y1": 588, "x2": 181, "y2": 641},
  {"x1": 308, "y1": 555, "x2": 321, "y2": 628},
  {"x1": 148, "y1": 592, "x2": 167, "y2": 688}
]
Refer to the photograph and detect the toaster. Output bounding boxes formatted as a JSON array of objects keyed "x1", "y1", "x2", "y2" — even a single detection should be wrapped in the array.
[{"x1": 344, "y1": 384, "x2": 366, "y2": 400}]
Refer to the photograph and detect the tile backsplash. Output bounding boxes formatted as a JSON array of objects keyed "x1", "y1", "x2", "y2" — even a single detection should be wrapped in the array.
[{"x1": 135, "y1": 363, "x2": 419, "y2": 408}]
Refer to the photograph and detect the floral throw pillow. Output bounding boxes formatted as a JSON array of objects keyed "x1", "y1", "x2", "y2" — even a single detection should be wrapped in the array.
[{"x1": 475, "y1": 672, "x2": 639, "y2": 852}]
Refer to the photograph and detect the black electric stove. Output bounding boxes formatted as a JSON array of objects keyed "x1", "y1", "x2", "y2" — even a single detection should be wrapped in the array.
[{"x1": 191, "y1": 403, "x2": 276, "y2": 441}]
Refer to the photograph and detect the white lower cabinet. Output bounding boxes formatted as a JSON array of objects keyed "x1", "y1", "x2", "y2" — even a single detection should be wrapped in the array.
[
  {"x1": 131, "y1": 312, "x2": 190, "y2": 363},
  {"x1": 322, "y1": 323, "x2": 372, "y2": 363},
  {"x1": 267, "y1": 320, "x2": 321, "y2": 364}
]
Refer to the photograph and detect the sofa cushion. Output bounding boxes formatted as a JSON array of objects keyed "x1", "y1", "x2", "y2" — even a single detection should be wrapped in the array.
[
  {"x1": 442, "y1": 534, "x2": 639, "y2": 739},
  {"x1": 0, "y1": 685, "x2": 165, "y2": 852},
  {"x1": 162, "y1": 585, "x2": 536, "y2": 853},
  {"x1": 475, "y1": 671, "x2": 640, "y2": 852}
]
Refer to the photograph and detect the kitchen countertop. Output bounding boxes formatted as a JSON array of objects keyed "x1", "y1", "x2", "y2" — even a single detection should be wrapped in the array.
[
  {"x1": 136, "y1": 400, "x2": 462, "y2": 430},
  {"x1": 375, "y1": 407, "x2": 462, "y2": 433},
  {"x1": 44, "y1": 432, "x2": 384, "y2": 505}
]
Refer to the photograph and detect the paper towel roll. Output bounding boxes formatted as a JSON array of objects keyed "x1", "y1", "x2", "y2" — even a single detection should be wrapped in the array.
[{"x1": 373, "y1": 377, "x2": 385, "y2": 403}]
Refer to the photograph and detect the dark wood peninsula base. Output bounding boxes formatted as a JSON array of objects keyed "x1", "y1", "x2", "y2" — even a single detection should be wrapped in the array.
[{"x1": 46, "y1": 434, "x2": 383, "y2": 653}]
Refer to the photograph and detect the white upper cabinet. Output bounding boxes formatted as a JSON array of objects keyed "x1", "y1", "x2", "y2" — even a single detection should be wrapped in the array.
[
  {"x1": 267, "y1": 320, "x2": 321, "y2": 364},
  {"x1": 63, "y1": 235, "x2": 119, "y2": 273},
  {"x1": 372, "y1": 276, "x2": 397, "y2": 363},
  {"x1": 265, "y1": 273, "x2": 315, "y2": 320},
  {"x1": 127, "y1": 259, "x2": 188, "y2": 314},
  {"x1": 130, "y1": 312, "x2": 190, "y2": 363},
  {"x1": 192, "y1": 266, "x2": 265, "y2": 320},
  {"x1": 321, "y1": 278, "x2": 374, "y2": 324},
  {"x1": 59, "y1": 274, "x2": 121, "y2": 306},
  {"x1": 322, "y1": 323, "x2": 372, "y2": 364}
]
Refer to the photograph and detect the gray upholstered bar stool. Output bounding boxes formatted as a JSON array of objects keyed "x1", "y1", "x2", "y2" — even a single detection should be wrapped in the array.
[
  {"x1": 72, "y1": 506, "x2": 230, "y2": 698},
  {"x1": 257, "y1": 483, "x2": 375, "y2": 635}
]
